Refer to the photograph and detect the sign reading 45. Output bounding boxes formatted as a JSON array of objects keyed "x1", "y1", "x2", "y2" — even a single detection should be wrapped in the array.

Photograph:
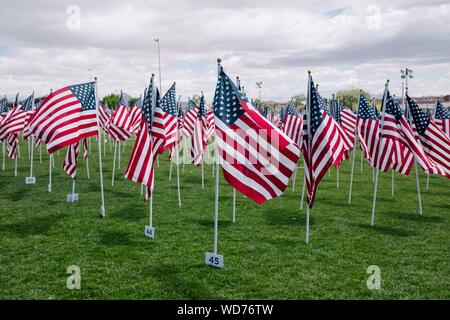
[{"x1": 205, "y1": 252, "x2": 223, "y2": 269}]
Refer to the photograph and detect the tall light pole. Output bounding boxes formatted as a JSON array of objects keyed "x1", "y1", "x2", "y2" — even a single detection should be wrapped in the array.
[
  {"x1": 155, "y1": 38, "x2": 162, "y2": 92},
  {"x1": 256, "y1": 81, "x2": 262, "y2": 101},
  {"x1": 400, "y1": 68, "x2": 414, "y2": 113}
]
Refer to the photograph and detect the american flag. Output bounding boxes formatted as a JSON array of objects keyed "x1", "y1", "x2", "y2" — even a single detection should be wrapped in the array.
[
  {"x1": 168, "y1": 105, "x2": 184, "y2": 160},
  {"x1": 303, "y1": 76, "x2": 345, "y2": 208},
  {"x1": 98, "y1": 103, "x2": 111, "y2": 133},
  {"x1": 213, "y1": 66, "x2": 300, "y2": 204},
  {"x1": 109, "y1": 91, "x2": 132, "y2": 141},
  {"x1": 206, "y1": 107, "x2": 215, "y2": 141},
  {"x1": 63, "y1": 142, "x2": 79, "y2": 178},
  {"x1": 6, "y1": 133, "x2": 18, "y2": 159},
  {"x1": 128, "y1": 96, "x2": 143, "y2": 134},
  {"x1": 182, "y1": 99, "x2": 199, "y2": 138},
  {"x1": 153, "y1": 83, "x2": 178, "y2": 153},
  {"x1": 406, "y1": 95, "x2": 450, "y2": 177},
  {"x1": 125, "y1": 75, "x2": 162, "y2": 198},
  {"x1": 281, "y1": 100, "x2": 303, "y2": 146},
  {"x1": 191, "y1": 94, "x2": 208, "y2": 166},
  {"x1": 330, "y1": 99, "x2": 356, "y2": 155},
  {"x1": 0, "y1": 93, "x2": 34, "y2": 141},
  {"x1": 434, "y1": 101, "x2": 450, "y2": 137},
  {"x1": 0, "y1": 96, "x2": 8, "y2": 123},
  {"x1": 357, "y1": 94, "x2": 380, "y2": 167},
  {"x1": 27, "y1": 82, "x2": 98, "y2": 153}
]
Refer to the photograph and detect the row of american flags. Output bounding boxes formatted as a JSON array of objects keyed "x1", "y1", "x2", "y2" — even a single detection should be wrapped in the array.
[{"x1": 1, "y1": 66, "x2": 450, "y2": 212}]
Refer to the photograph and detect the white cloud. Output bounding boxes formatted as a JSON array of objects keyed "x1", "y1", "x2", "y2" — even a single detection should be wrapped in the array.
[{"x1": 0, "y1": 0, "x2": 449, "y2": 101}]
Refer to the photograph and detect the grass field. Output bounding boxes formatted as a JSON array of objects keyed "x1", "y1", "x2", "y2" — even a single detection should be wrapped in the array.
[{"x1": 0, "y1": 138, "x2": 449, "y2": 300}]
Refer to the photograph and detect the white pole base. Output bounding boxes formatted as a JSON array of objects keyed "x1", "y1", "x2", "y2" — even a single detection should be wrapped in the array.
[
  {"x1": 205, "y1": 252, "x2": 224, "y2": 269},
  {"x1": 100, "y1": 206, "x2": 105, "y2": 218},
  {"x1": 25, "y1": 177, "x2": 36, "y2": 184},
  {"x1": 66, "y1": 193, "x2": 79, "y2": 203},
  {"x1": 144, "y1": 225, "x2": 155, "y2": 239},
  {"x1": 48, "y1": 184, "x2": 52, "y2": 193}
]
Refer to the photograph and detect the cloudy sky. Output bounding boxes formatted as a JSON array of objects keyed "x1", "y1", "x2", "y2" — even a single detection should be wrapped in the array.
[{"x1": 0, "y1": 0, "x2": 449, "y2": 102}]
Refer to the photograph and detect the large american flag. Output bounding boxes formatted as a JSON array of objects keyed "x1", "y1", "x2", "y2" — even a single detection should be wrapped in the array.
[
  {"x1": 281, "y1": 100, "x2": 303, "y2": 146},
  {"x1": 109, "y1": 91, "x2": 132, "y2": 141},
  {"x1": 434, "y1": 101, "x2": 450, "y2": 138},
  {"x1": 357, "y1": 94, "x2": 380, "y2": 167},
  {"x1": 168, "y1": 106, "x2": 184, "y2": 160},
  {"x1": 153, "y1": 83, "x2": 178, "y2": 153},
  {"x1": 213, "y1": 67, "x2": 300, "y2": 204},
  {"x1": 27, "y1": 82, "x2": 98, "y2": 153},
  {"x1": 303, "y1": 76, "x2": 345, "y2": 208},
  {"x1": 125, "y1": 75, "x2": 162, "y2": 198},
  {"x1": 0, "y1": 93, "x2": 34, "y2": 141},
  {"x1": 406, "y1": 95, "x2": 450, "y2": 177},
  {"x1": 191, "y1": 94, "x2": 208, "y2": 166},
  {"x1": 182, "y1": 99, "x2": 199, "y2": 138}
]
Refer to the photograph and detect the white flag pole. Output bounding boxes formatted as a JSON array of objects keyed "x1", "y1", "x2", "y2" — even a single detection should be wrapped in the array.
[
  {"x1": 349, "y1": 93, "x2": 361, "y2": 204},
  {"x1": 14, "y1": 154, "x2": 18, "y2": 177},
  {"x1": 111, "y1": 141, "x2": 117, "y2": 186},
  {"x1": 292, "y1": 166, "x2": 298, "y2": 192},
  {"x1": 300, "y1": 174, "x2": 306, "y2": 210},
  {"x1": 71, "y1": 178, "x2": 76, "y2": 203},
  {"x1": 175, "y1": 95, "x2": 182, "y2": 207},
  {"x1": 94, "y1": 77, "x2": 106, "y2": 217},
  {"x1": 305, "y1": 71, "x2": 312, "y2": 243},
  {"x1": 232, "y1": 188, "x2": 236, "y2": 223},
  {"x1": 371, "y1": 80, "x2": 389, "y2": 226},
  {"x1": 48, "y1": 154, "x2": 52, "y2": 192}
]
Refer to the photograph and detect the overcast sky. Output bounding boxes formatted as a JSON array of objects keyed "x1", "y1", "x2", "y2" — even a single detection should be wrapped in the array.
[{"x1": 0, "y1": 0, "x2": 449, "y2": 102}]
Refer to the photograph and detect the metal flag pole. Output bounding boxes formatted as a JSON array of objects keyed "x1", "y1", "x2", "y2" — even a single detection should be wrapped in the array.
[
  {"x1": 175, "y1": 94, "x2": 182, "y2": 207},
  {"x1": 94, "y1": 77, "x2": 106, "y2": 217},
  {"x1": 86, "y1": 140, "x2": 90, "y2": 179},
  {"x1": 205, "y1": 58, "x2": 224, "y2": 269},
  {"x1": 300, "y1": 174, "x2": 306, "y2": 209},
  {"x1": 2, "y1": 141, "x2": 5, "y2": 171},
  {"x1": 48, "y1": 154, "x2": 52, "y2": 192},
  {"x1": 112, "y1": 141, "x2": 118, "y2": 186},
  {"x1": 305, "y1": 71, "x2": 312, "y2": 244},
  {"x1": 371, "y1": 80, "x2": 389, "y2": 226},
  {"x1": 349, "y1": 92, "x2": 361, "y2": 204},
  {"x1": 27, "y1": 93, "x2": 36, "y2": 184},
  {"x1": 71, "y1": 178, "x2": 76, "y2": 203},
  {"x1": 232, "y1": 188, "x2": 236, "y2": 223}
]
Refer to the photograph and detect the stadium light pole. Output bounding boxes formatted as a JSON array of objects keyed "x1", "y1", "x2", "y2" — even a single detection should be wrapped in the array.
[
  {"x1": 256, "y1": 81, "x2": 263, "y2": 101},
  {"x1": 155, "y1": 38, "x2": 162, "y2": 93}
]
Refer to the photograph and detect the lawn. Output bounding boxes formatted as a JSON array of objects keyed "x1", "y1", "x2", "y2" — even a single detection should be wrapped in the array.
[{"x1": 0, "y1": 138, "x2": 448, "y2": 299}]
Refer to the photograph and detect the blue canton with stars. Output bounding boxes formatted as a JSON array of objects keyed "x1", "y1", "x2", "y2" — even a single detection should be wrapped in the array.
[
  {"x1": 308, "y1": 79, "x2": 328, "y2": 135},
  {"x1": 435, "y1": 101, "x2": 450, "y2": 120},
  {"x1": 286, "y1": 100, "x2": 297, "y2": 116},
  {"x1": 198, "y1": 94, "x2": 206, "y2": 118},
  {"x1": 0, "y1": 97, "x2": 8, "y2": 114},
  {"x1": 19, "y1": 93, "x2": 34, "y2": 112},
  {"x1": 119, "y1": 91, "x2": 131, "y2": 107},
  {"x1": 330, "y1": 99, "x2": 344, "y2": 124},
  {"x1": 68, "y1": 82, "x2": 96, "y2": 111},
  {"x1": 161, "y1": 83, "x2": 178, "y2": 116},
  {"x1": 188, "y1": 99, "x2": 198, "y2": 111},
  {"x1": 358, "y1": 95, "x2": 378, "y2": 120},
  {"x1": 382, "y1": 90, "x2": 403, "y2": 121},
  {"x1": 134, "y1": 96, "x2": 143, "y2": 109},
  {"x1": 213, "y1": 68, "x2": 246, "y2": 126},
  {"x1": 142, "y1": 76, "x2": 161, "y2": 132},
  {"x1": 406, "y1": 94, "x2": 430, "y2": 135}
]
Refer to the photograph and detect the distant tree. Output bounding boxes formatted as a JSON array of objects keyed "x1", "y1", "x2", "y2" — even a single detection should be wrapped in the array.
[
  {"x1": 292, "y1": 95, "x2": 306, "y2": 110},
  {"x1": 191, "y1": 94, "x2": 201, "y2": 104},
  {"x1": 102, "y1": 94, "x2": 120, "y2": 109},
  {"x1": 336, "y1": 89, "x2": 371, "y2": 110},
  {"x1": 129, "y1": 97, "x2": 138, "y2": 107}
]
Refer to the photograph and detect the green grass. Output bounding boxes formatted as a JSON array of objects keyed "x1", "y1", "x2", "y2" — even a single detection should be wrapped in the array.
[{"x1": 0, "y1": 138, "x2": 448, "y2": 299}]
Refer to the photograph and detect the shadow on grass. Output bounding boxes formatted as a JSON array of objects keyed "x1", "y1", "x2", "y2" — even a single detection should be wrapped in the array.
[
  {"x1": 6, "y1": 188, "x2": 32, "y2": 202},
  {"x1": 97, "y1": 230, "x2": 131, "y2": 246},
  {"x1": 385, "y1": 211, "x2": 444, "y2": 223},
  {"x1": 113, "y1": 205, "x2": 145, "y2": 222},
  {"x1": 147, "y1": 263, "x2": 216, "y2": 299},
  {"x1": 351, "y1": 223, "x2": 415, "y2": 237},
  {"x1": 0, "y1": 213, "x2": 64, "y2": 237},
  {"x1": 263, "y1": 207, "x2": 307, "y2": 226},
  {"x1": 186, "y1": 217, "x2": 233, "y2": 229}
]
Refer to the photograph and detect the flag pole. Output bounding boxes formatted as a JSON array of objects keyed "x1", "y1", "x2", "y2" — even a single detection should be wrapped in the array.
[
  {"x1": 175, "y1": 94, "x2": 182, "y2": 207},
  {"x1": 349, "y1": 92, "x2": 361, "y2": 204},
  {"x1": 112, "y1": 141, "x2": 117, "y2": 186},
  {"x1": 71, "y1": 178, "x2": 76, "y2": 203},
  {"x1": 300, "y1": 174, "x2": 306, "y2": 209},
  {"x1": 213, "y1": 58, "x2": 221, "y2": 256},
  {"x1": 28, "y1": 93, "x2": 36, "y2": 183},
  {"x1": 406, "y1": 85, "x2": 423, "y2": 216},
  {"x1": 86, "y1": 141, "x2": 90, "y2": 180},
  {"x1": 371, "y1": 80, "x2": 389, "y2": 226},
  {"x1": 305, "y1": 71, "x2": 312, "y2": 243},
  {"x1": 48, "y1": 154, "x2": 52, "y2": 192},
  {"x1": 94, "y1": 77, "x2": 106, "y2": 217}
]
